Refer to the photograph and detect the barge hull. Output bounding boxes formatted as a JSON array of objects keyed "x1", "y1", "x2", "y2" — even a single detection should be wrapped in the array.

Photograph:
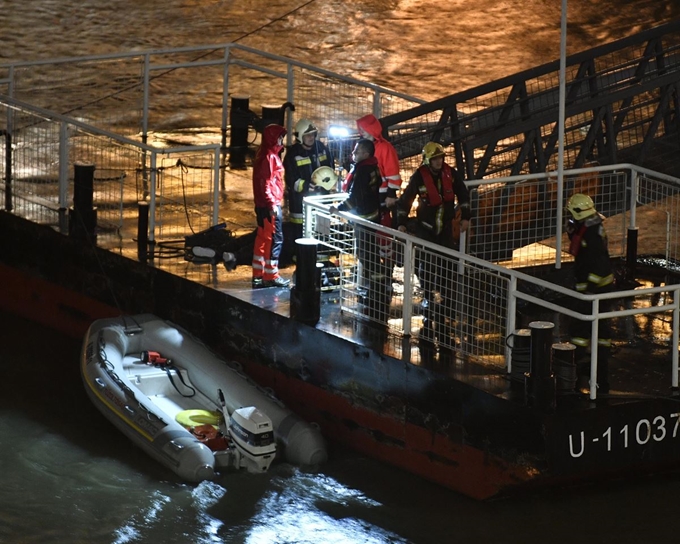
[{"x1": 4, "y1": 211, "x2": 680, "y2": 498}]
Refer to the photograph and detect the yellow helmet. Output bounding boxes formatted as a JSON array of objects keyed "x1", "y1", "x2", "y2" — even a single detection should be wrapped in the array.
[
  {"x1": 311, "y1": 166, "x2": 338, "y2": 191},
  {"x1": 567, "y1": 193, "x2": 597, "y2": 221},
  {"x1": 294, "y1": 119, "x2": 318, "y2": 141},
  {"x1": 422, "y1": 142, "x2": 445, "y2": 165}
]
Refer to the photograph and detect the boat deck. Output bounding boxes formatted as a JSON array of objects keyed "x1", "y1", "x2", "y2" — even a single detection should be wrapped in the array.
[{"x1": 131, "y1": 250, "x2": 678, "y2": 412}]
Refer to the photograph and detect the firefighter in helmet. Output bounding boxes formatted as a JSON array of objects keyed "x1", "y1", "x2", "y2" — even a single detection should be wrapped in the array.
[
  {"x1": 283, "y1": 118, "x2": 335, "y2": 241},
  {"x1": 396, "y1": 142, "x2": 472, "y2": 359},
  {"x1": 566, "y1": 193, "x2": 614, "y2": 394}
]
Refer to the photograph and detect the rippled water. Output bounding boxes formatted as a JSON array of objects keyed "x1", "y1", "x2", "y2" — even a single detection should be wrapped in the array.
[
  {"x1": 2, "y1": 2, "x2": 680, "y2": 543},
  {"x1": 2, "y1": 0, "x2": 678, "y2": 102},
  {"x1": 4, "y1": 307, "x2": 680, "y2": 544}
]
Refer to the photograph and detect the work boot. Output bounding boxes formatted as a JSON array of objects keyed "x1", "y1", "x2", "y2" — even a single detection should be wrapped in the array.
[
  {"x1": 263, "y1": 276, "x2": 291, "y2": 288},
  {"x1": 222, "y1": 251, "x2": 237, "y2": 271}
]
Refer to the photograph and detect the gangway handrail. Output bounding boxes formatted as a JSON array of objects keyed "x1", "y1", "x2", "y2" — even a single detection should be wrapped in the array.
[{"x1": 305, "y1": 162, "x2": 680, "y2": 400}]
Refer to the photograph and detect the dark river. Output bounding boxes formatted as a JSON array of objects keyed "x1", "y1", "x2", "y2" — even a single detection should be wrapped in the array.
[{"x1": 2, "y1": 1, "x2": 680, "y2": 543}]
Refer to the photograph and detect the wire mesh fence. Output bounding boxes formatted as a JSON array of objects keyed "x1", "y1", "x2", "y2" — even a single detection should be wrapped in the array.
[
  {"x1": 383, "y1": 22, "x2": 680, "y2": 182},
  {"x1": 0, "y1": 100, "x2": 220, "y2": 253},
  {"x1": 304, "y1": 163, "x2": 680, "y2": 373}
]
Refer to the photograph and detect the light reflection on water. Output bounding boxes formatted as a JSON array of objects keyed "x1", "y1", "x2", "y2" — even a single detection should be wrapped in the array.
[
  {"x1": 3, "y1": 290, "x2": 680, "y2": 541},
  {"x1": 0, "y1": 308, "x2": 409, "y2": 543}
]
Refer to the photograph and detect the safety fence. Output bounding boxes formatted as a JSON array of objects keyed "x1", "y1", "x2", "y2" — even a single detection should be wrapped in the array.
[
  {"x1": 305, "y1": 163, "x2": 680, "y2": 399},
  {"x1": 0, "y1": 97, "x2": 220, "y2": 253},
  {"x1": 3, "y1": 44, "x2": 680, "y2": 400},
  {"x1": 0, "y1": 44, "x2": 424, "y2": 251},
  {"x1": 0, "y1": 43, "x2": 424, "y2": 157}
]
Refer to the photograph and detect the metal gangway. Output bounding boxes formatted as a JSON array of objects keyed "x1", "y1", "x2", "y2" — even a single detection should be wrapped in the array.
[{"x1": 382, "y1": 20, "x2": 680, "y2": 181}]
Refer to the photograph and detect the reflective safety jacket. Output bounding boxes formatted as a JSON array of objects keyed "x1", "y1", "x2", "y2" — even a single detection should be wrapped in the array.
[
  {"x1": 568, "y1": 213, "x2": 614, "y2": 293},
  {"x1": 283, "y1": 140, "x2": 334, "y2": 223},
  {"x1": 396, "y1": 163, "x2": 471, "y2": 238}
]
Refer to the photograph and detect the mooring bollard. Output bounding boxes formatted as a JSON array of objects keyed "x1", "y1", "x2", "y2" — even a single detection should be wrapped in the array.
[
  {"x1": 290, "y1": 238, "x2": 322, "y2": 326},
  {"x1": 552, "y1": 342, "x2": 577, "y2": 394},
  {"x1": 525, "y1": 321, "x2": 556, "y2": 411},
  {"x1": 508, "y1": 328, "x2": 532, "y2": 385},
  {"x1": 69, "y1": 162, "x2": 97, "y2": 242}
]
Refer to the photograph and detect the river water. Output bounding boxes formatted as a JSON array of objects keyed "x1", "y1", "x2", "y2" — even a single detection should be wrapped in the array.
[
  {"x1": 2, "y1": 2, "x2": 680, "y2": 543},
  {"x1": 3, "y1": 309, "x2": 680, "y2": 544}
]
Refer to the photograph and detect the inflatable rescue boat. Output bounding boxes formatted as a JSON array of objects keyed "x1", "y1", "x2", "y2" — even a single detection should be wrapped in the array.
[{"x1": 80, "y1": 314, "x2": 327, "y2": 481}]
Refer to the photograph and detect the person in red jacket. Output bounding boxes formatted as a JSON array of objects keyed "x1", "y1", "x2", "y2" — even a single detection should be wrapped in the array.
[{"x1": 251, "y1": 124, "x2": 290, "y2": 289}]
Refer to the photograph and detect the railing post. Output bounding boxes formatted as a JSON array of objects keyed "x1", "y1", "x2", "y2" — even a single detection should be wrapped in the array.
[
  {"x1": 58, "y1": 121, "x2": 69, "y2": 233},
  {"x1": 401, "y1": 238, "x2": 413, "y2": 336},
  {"x1": 220, "y1": 46, "x2": 231, "y2": 193},
  {"x1": 589, "y1": 298, "x2": 600, "y2": 400},
  {"x1": 286, "y1": 64, "x2": 295, "y2": 147},
  {"x1": 148, "y1": 152, "x2": 157, "y2": 252},
  {"x1": 212, "y1": 147, "x2": 220, "y2": 227},
  {"x1": 506, "y1": 276, "x2": 518, "y2": 372},
  {"x1": 673, "y1": 286, "x2": 679, "y2": 391},
  {"x1": 137, "y1": 201, "x2": 149, "y2": 263},
  {"x1": 372, "y1": 90, "x2": 382, "y2": 119}
]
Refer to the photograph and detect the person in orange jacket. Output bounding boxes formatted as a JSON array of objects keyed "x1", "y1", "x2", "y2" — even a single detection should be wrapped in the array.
[{"x1": 251, "y1": 124, "x2": 291, "y2": 289}]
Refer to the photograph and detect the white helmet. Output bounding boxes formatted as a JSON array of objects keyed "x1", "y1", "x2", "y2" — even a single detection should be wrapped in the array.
[
  {"x1": 295, "y1": 119, "x2": 318, "y2": 142},
  {"x1": 311, "y1": 166, "x2": 338, "y2": 191}
]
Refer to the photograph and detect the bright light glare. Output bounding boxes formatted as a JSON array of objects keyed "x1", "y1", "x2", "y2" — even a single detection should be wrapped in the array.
[
  {"x1": 328, "y1": 125, "x2": 350, "y2": 138},
  {"x1": 244, "y1": 472, "x2": 406, "y2": 544}
]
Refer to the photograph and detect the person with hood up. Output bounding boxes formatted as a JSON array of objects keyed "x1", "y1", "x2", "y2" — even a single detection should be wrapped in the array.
[
  {"x1": 355, "y1": 113, "x2": 403, "y2": 273},
  {"x1": 251, "y1": 124, "x2": 291, "y2": 289}
]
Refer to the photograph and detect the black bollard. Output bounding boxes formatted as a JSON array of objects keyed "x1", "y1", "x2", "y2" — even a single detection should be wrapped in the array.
[
  {"x1": 69, "y1": 162, "x2": 97, "y2": 242},
  {"x1": 508, "y1": 328, "x2": 532, "y2": 384},
  {"x1": 525, "y1": 321, "x2": 556, "y2": 411},
  {"x1": 137, "y1": 201, "x2": 149, "y2": 263},
  {"x1": 229, "y1": 95, "x2": 250, "y2": 166},
  {"x1": 290, "y1": 238, "x2": 322, "y2": 326},
  {"x1": 261, "y1": 104, "x2": 284, "y2": 128},
  {"x1": 552, "y1": 342, "x2": 577, "y2": 394}
]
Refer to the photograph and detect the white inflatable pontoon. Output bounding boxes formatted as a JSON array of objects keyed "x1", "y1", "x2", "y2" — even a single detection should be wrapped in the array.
[{"x1": 80, "y1": 314, "x2": 327, "y2": 481}]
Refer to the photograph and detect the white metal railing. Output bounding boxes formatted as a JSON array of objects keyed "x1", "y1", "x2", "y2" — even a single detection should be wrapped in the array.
[
  {"x1": 0, "y1": 95, "x2": 221, "y2": 247},
  {"x1": 304, "y1": 163, "x2": 680, "y2": 400}
]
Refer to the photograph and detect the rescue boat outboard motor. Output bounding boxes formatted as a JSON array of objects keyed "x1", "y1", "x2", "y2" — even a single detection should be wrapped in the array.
[{"x1": 227, "y1": 406, "x2": 277, "y2": 473}]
